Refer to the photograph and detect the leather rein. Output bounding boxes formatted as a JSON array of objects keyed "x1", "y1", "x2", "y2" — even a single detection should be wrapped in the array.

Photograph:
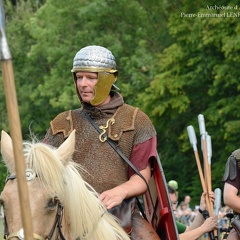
[{"x1": 3, "y1": 175, "x2": 66, "y2": 240}]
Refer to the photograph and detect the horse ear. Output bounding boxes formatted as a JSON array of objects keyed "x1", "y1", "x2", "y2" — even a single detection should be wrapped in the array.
[
  {"x1": 1, "y1": 130, "x2": 15, "y2": 173},
  {"x1": 56, "y1": 129, "x2": 76, "y2": 165}
]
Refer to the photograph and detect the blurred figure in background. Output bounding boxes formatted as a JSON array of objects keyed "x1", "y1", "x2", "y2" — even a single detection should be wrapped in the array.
[
  {"x1": 168, "y1": 185, "x2": 217, "y2": 240},
  {"x1": 168, "y1": 179, "x2": 179, "y2": 198},
  {"x1": 176, "y1": 201, "x2": 192, "y2": 225}
]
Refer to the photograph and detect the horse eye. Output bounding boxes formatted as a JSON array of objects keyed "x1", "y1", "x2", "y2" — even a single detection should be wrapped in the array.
[
  {"x1": 47, "y1": 197, "x2": 58, "y2": 210},
  {"x1": 0, "y1": 198, "x2": 3, "y2": 207},
  {"x1": 0, "y1": 194, "x2": 4, "y2": 203}
]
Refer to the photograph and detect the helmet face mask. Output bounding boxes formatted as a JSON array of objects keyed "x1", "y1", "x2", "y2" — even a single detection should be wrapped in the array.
[{"x1": 71, "y1": 46, "x2": 118, "y2": 106}]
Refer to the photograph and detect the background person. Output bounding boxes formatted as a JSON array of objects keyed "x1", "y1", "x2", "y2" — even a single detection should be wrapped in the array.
[
  {"x1": 168, "y1": 185, "x2": 217, "y2": 240},
  {"x1": 168, "y1": 179, "x2": 179, "y2": 198},
  {"x1": 176, "y1": 201, "x2": 192, "y2": 225}
]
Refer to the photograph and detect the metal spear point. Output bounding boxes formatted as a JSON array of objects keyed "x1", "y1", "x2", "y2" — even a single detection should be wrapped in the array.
[
  {"x1": 206, "y1": 133, "x2": 212, "y2": 187},
  {"x1": 206, "y1": 133, "x2": 212, "y2": 165},
  {"x1": 0, "y1": 1, "x2": 33, "y2": 239},
  {"x1": 198, "y1": 114, "x2": 206, "y2": 140},
  {"x1": 214, "y1": 188, "x2": 221, "y2": 217}
]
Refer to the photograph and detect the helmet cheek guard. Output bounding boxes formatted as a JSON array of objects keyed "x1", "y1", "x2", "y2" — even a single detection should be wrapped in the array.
[{"x1": 90, "y1": 70, "x2": 118, "y2": 106}]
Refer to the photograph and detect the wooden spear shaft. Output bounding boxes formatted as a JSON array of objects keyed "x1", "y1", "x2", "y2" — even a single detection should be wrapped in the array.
[
  {"x1": 198, "y1": 115, "x2": 214, "y2": 218},
  {"x1": 187, "y1": 125, "x2": 216, "y2": 240},
  {"x1": 187, "y1": 126, "x2": 212, "y2": 213},
  {"x1": 202, "y1": 136, "x2": 214, "y2": 217},
  {"x1": 0, "y1": 1, "x2": 33, "y2": 239},
  {"x1": 201, "y1": 137, "x2": 214, "y2": 216}
]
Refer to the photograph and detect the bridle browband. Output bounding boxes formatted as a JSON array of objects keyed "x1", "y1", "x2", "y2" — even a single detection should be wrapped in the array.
[{"x1": 3, "y1": 175, "x2": 66, "y2": 240}]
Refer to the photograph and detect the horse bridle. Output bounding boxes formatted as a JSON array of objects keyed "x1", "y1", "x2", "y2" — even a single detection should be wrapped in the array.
[{"x1": 3, "y1": 175, "x2": 66, "y2": 240}]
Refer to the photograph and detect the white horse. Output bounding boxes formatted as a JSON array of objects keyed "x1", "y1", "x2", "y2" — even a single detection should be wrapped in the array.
[{"x1": 0, "y1": 130, "x2": 130, "y2": 240}]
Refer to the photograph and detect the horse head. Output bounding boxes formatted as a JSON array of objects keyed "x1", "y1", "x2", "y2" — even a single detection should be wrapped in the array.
[
  {"x1": 0, "y1": 130, "x2": 76, "y2": 240},
  {"x1": 0, "y1": 130, "x2": 130, "y2": 240}
]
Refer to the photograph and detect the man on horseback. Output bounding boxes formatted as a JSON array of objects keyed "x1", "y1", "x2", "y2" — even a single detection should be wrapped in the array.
[{"x1": 43, "y1": 45, "x2": 161, "y2": 239}]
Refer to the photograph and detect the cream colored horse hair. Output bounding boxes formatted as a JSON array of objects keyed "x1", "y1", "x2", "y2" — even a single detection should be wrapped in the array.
[
  {"x1": 1, "y1": 130, "x2": 130, "y2": 240},
  {"x1": 63, "y1": 161, "x2": 130, "y2": 239},
  {"x1": 24, "y1": 141, "x2": 66, "y2": 201}
]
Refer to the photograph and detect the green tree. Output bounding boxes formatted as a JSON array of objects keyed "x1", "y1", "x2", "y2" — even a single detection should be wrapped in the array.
[
  {"x1": 140, "y1": 1, "x2": 240, "y2": 202},
  {"x1": 1, "y1": 0, "x2": 170, "y2": 190},
  {"x1": 1, "y1": 0, "x2": 240, "y2": 208},
  {"x1": 0, "y1": 0, "x2": 45, "y2": 191},
  {"x1": 17, "y1": 0, "x2": 171, "y2": 136}
]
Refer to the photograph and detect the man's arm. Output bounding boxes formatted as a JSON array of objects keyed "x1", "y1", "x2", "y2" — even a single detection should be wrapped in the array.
[
  {"x1": 99, "y1": 163, "x2": 151, "y2": 209},
  {"x1": 188, "y1": 192, "x2": 215, "y2": 230},
  {"x1": 180, "y1": 217, "x2": 216, "y2": 240},
  {"x1": 224, "y1": 182, "x2": 240, "y2": 212}
]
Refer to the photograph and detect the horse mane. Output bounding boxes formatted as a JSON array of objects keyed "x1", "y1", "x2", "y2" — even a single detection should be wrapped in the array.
[
  {"x1": 24, "y1": 141, "x2": 66, "y2": 200},
  {"x1": 22, "y1": 140, "x2": 130, "y2": 240}
]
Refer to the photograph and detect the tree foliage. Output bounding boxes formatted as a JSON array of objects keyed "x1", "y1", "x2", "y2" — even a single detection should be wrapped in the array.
[
  {"x1": 1, "y1": 0, "x2": 240, "y2": 207},
  {"x1": 140, "y1": 0, "x2": 240, "y2": 201}
]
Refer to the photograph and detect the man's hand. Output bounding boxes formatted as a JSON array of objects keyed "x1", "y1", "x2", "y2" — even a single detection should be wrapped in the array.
[
  {"x1": 200, "y1": 191, "x2": 215, "y2": 211},
  {"x1": 99, "y1": 186, "x2": 127, "y2": 209},
  {"x1": 201, "y1": 216, "x2": 218, "y2": 232},
  {"x1": 99, "y1": 163, "x2": 151, "y2": 209}
]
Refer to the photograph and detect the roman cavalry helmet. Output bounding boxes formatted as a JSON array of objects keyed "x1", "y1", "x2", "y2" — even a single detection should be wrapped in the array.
[{"x1": 71, "y1": 45, "x2": 118, "y2": 106}]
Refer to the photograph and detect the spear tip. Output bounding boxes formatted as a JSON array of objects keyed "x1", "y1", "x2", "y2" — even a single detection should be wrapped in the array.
[
  {"x1": 187, "y1": 125, "x2": 198, "y2": 150},
  {"x1": 0, "y1": 0, "x2": 12, "y2": 60},
  {"x1": 198, "y1": 114, "x2": 206, "y2": 136}
]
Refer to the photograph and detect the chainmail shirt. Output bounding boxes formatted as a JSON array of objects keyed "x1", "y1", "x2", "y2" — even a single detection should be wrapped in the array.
[{"x1": 43, "y1": 92, "x2": 157, "y2": 193}]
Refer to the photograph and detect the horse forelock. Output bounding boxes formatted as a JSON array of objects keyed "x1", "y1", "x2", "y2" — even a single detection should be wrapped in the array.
[
  {"x1": 23, "y1": 141, "x2": 107, "y2": 237},
  {"x1": 23, "y1": 141, "x2": 67, "y2": 201}
]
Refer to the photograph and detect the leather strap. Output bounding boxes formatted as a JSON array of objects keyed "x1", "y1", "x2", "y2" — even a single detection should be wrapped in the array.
[{"x1": 84, "y1": 112, "x2": 148, "y2": 184}]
